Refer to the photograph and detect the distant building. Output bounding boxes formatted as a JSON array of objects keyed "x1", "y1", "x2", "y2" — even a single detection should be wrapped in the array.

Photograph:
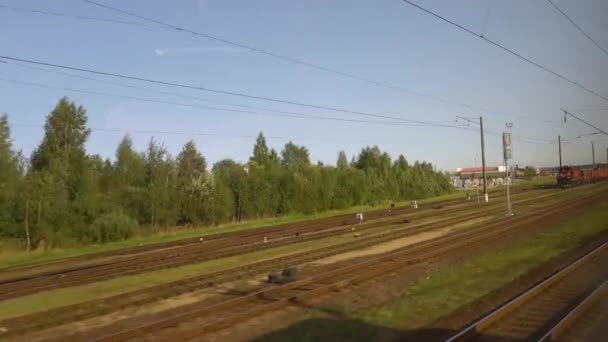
[{"x1": 452, "y1": 166, "x2": 508, "y2": 188}]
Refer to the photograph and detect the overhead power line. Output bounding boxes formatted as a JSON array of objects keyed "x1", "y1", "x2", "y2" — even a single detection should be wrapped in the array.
[
  {"x1": 0, "y1": 4, "x2": 156, "y2": 29},
  {"x1": 4, "y1": 61, "x2": 374, "y2": 120},
  {"x1": 81, "y1": 0, "x2": 552, "y2": 124},
  {"x1": 0, "y1": 55, "x2": 473, "y2": 130},
  {"x1": 0, "y1": 76, "x2": 475, "y2": 131},
  {"x1": 546, "y1": 0, "x2": 608, "y2": 58},
  {"x1": 561, "y1": 108, "x2": 608, "y2": 135},
  {"x1": 567, "y1": 131, "x2": 602, "y2": 140},
  {"x1": 11, "y1": 122, "x2": 454, "y2": 146},
  {"x1": 561, "y1": 106, "x2": 608, "y2": 112},
  {"x1": 11, "y1": 123, "x2": 417, "y2": 145},
  {"x1": 0, "y1": 77, "x2": 435, "y2": 127},
  {"x1": 456, "y1": 116, "x2": 554, "y2": 144},
  {"x1": 400, "y1": 0, "x2": 608, "y2": 103},
  {"x1": 12, "y1": 123, "x2": 547, "y2": 147},
  {"x1": 3, "y1": 1, "x2": 561, "y2": 126},
  {"x1": 5, "y1": 61, "x2": 550, "y2": 144},
  {"x1": 3, "y1": 60, "x2": 455, "y2": 128},
  {"x1": 1, "y1": 77, "x2": 547, "y2": 145}
]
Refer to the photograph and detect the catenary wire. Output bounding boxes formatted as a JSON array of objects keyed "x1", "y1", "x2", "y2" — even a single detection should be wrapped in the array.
[
  {"x1": 400, "y1": 0, "x2": 608, "y2": 103},
  {"x1": 81, "y1": 0, "x2": 559, "y2": 124},
  {"x1": 11, "y1": 123, "x2": 548, "y2": 146},
  {"x1": 3, "y1": 1, "x2": 564, "y2": 125},
  {"x1": 0, "y1": 60, "x2": 454, "y2": 127},
  {"x1": 0, "y1": 55, "x2": 477, "y2": 130},
  {"x1": 546, "y1": 0, "x2": 608, "y2": 58},
  {"x1": 0, "y1": 4, "x2": 157, "y2": 29},
  {"x1": 0, "y1": 77, "x2": 478, "y2": 131}
]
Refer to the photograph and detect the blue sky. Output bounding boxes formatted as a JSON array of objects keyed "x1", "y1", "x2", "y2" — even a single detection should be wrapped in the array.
[{"x1": 1, "y1": 0, "x2": 607, "y2": 171}]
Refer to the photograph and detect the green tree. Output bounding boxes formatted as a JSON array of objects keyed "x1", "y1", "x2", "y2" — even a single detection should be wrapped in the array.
[
  {"x1": 143, "y1": 138, "x2": 179, "y2": 228},
  {"x1": 250, "y1": 132, "x2": 270, "y2": 166},
  {"x1": 112, "y1": 135, "x2": 147, "y2": 221},
  {"x1": 336, "y1": 151, "x2": 349, "y2": 169},
  {"x1": 30, "y1": 97, "x2": 91, "y2": 200},
  {"x1": 0, "y1": 114, "x2": 24, "y2": 242},
  {"x1": 213, "y1": 159, "x2": 248, "y2": 221},
  {"x1": 281, "y1": 141, "x2": 310, "y2": 169},
  {"x1": 177, "y1": 141, "x2": 207, "y2": 181},
  {"x1": 176, "y1": 141, "x2": 209, "y2": 225}
]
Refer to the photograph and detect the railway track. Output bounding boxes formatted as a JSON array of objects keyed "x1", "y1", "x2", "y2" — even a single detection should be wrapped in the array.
[
  {"x1": 0, "y1": 196, "x2": 474, "y2": 284},
  {"x1": 0, "y1": 186, "x2": 539, "y2": 282},
  {"x1": 0, "y1": 190, "x2": 575, "y2": 337},
  {"x1": 49, "y1": 190, "x2": 604, "y2": 342},
  {"x1": 447, "y1": 241, "x2": 608, "y2": 342},
  {"x1": 0, "y1": 196, "x2": 471, "y2": 276},
  {"x1": 0, "y1": 188, "x2": 569, "y2": 301},
  {"x1": 0, "y1": 203, "x2": 459, "y2": 298},
  {"x1": 539, "y1": 280, "x2": 608, "y2": 342}
]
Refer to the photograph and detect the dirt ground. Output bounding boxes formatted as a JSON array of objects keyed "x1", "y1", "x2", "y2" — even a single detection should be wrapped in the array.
[{"x1": 311, "y1": 217, "x2": 491, "y2": 266}]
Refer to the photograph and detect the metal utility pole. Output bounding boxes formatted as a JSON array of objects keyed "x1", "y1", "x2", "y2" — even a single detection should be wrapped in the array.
[
  {"x1": 474, "y1": 155, "x2": 480, "y2": 203},
  {"x1": 591, "y1": 141, "x2": 595, "y2": 168},
  {"x1": 503, "y1": 123, "x2": 513, "y2": 216},
  {"x1": 558, "y1": 135, "x2": 562, "y2": 168},
  {"x1": 480, "y1": 116, "x2": 488, "y2": 202},
  {"x1": 456, "y1": 115, "x2": 488, "y2": 203}
]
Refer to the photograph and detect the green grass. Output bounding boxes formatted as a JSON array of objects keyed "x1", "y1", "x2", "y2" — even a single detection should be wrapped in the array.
[
  {"x1": 357, "y1": 200, "x2": 608, "y2": 330},
  {"x1": 0, "y1": 191, "x2": 460, "y2": 269},
  {"x1": 0, "y1": 226, "x2": 374, "y2": 321},
  {"x1": 527, "y1": 175, "x2": 557, "y2": 186}
]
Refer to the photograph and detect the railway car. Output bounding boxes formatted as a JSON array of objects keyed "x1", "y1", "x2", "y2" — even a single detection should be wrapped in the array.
[{"x1": 557, "y1": 166, "x2": 608, "y2": 187}]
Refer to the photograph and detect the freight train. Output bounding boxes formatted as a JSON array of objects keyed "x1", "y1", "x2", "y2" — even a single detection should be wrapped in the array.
[{"x1": 557, "y1": 166, "x2": 608, "y2": 187}]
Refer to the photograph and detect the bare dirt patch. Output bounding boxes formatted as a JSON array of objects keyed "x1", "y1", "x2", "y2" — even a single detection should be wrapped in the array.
[
  {"x1": 15, "y1": 275, "x2": 272, "y2": 342},
  {"x1": 311, "y1": 217, "x2": 492, "y2": 266}
]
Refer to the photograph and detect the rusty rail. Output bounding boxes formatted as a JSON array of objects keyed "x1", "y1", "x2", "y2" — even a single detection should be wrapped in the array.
[
  {"x1": 538, "y1": 279, "x2": 607, "y2": 342},
  {"x1": 446, "y1": 241, "x2": 608, "y2": 342}
]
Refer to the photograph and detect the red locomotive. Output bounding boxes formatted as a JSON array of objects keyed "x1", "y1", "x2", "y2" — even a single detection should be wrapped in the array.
[{"x1": 557, "y1": 166, "x2": 608, "y2": 187}]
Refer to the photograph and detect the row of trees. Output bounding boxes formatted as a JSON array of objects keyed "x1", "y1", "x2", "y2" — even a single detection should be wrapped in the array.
[{"x1": 0, "y1": 97, "x2": 452, "y2": 249}]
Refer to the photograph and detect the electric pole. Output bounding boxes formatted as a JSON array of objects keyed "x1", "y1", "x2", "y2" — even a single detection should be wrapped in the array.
[
  {"x1": 480, "y1": 116, "x2": 488, "y2": 202},
  {"x1": 503, "y1": 123, "x2": 513, "y2": 216},
  {"x1": 456, "y1": 115, "x2": 489, "y2": 203},
  {"x1": 558, "y1": 135, "x2": 562, "y2": 168},
  {"x1": 591, "y1": 141, "x2": 595, "y2": 168}
]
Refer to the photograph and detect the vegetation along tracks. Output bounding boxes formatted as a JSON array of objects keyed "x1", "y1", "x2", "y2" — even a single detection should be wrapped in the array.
[
  {"x1": 447, "y1": 240, "x2": 608, "y2": 342},
  {"x1": 0, "y1": 188, "x2": 571, "y2": 301},
  {"x1": 52, "y1": 191, "x2": 604, "y2": 341},
  {"x1": 0, "y1": 189, "x2": 594, "y2": 337}
]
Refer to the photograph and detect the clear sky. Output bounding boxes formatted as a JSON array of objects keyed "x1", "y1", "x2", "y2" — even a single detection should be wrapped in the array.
[{"x1": 1, "y1": 0, "x2": 607, "y2": 171}]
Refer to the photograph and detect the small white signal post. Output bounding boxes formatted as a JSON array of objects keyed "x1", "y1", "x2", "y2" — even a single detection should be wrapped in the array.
[{"x1": 503, "y1": 123, "x2": 514, "y2": 216}]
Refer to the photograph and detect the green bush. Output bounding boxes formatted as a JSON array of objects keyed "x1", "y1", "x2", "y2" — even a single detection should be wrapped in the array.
[{"x1": 88, "y1": 212, "x2": 138, "y2": 243}]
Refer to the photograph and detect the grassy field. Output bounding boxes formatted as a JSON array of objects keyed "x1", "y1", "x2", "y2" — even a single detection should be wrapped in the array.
[{"x1": 357, "y1": 199, "x2": 608, "y2": 330}]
